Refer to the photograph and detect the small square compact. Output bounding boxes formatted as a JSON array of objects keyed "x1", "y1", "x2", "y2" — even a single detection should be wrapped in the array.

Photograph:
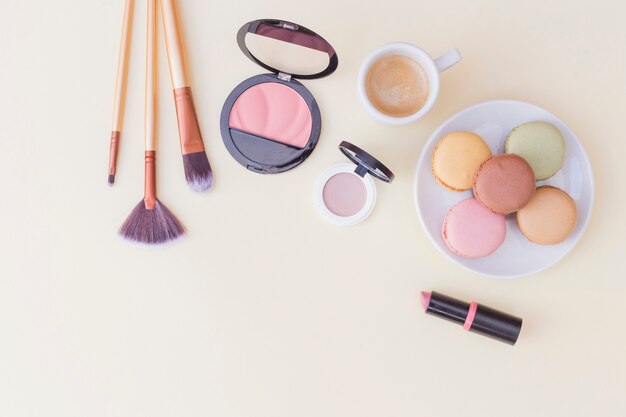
[
  {"x1": 316, "y1": 141, "x2": 394, "y2": 226},
  {"x1": 220, "y1": 19, "x2": 338, "y2": 174}
]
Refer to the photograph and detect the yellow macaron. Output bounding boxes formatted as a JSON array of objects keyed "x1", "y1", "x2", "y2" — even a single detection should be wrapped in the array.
[{"x1": 432, "y1": 131, "x2": 492, "y2": 191}]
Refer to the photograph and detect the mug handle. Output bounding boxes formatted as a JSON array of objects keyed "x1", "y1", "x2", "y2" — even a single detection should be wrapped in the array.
[{"x1": 434, "y1": 48, "x2": 462, "y2": 72}]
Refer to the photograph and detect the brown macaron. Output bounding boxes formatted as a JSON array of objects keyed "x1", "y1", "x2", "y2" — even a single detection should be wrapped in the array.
[
  {"x1": 516, "y1": 186, "x2": 577, "y2": 244},
  {"x1": 473, "y1": 154, "x2": 535, "y2": 214}
]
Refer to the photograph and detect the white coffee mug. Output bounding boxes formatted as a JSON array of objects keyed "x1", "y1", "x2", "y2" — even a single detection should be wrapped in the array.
[{"x1": 358, "y1": 43, "x2": 461, "y2": 125}]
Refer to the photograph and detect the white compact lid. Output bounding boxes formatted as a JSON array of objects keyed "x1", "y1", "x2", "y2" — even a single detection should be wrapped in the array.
[{"x1": 315, "y1": 142, "x2": 394, "y2": 226}]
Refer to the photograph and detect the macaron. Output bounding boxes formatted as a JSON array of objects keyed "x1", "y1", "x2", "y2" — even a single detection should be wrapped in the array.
[
  {"x1": 505, "y1": 121, "x2": 566, "y2": 180},
  {"x1": 517, "y1": 186, "x2": 577, "y2": 245},
  {"x1": 442, "y1": 197, "x2": 506, "y2": 258},
  {"x1": 432, "y1": 131, "x2": 492, "y2": 191},
  {"x1": 473, "y1": 154, "x2": 535, "y2": 214}
]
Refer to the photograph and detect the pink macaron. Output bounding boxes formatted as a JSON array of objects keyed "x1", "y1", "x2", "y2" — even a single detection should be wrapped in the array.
[{"x1": 442, "y1": 197, "x2": 506, "y2": 258}]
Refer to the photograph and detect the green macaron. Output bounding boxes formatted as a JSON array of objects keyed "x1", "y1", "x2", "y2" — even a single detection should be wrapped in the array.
[{"x1": 504, "y1": 121, "x2": 566, "y2": 180}]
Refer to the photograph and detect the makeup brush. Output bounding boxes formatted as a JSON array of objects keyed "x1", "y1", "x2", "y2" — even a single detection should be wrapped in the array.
[
  {"x1": 160, "y1": 0, "x2": 213, "y2": 192},
  {"x1": 108, "y1": 0, "x2": 134, "y2": 185},
  {"x1": 120, "y1": 0, "x2": 184, "y2": 244}
]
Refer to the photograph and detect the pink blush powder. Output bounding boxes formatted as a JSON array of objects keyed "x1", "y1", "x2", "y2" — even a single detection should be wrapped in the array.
[
  {"x1": 228, "y1": 82, "x2": 313, "y2": 149},
  {"x1": 442, "y1": 197, "x2": 506, "y2": 258},
  {"x1": 322, "y1": 173, "x2": 367, "y2": 217}
]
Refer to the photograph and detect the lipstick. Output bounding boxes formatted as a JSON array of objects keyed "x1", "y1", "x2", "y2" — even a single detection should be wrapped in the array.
[{"x1": 420, "y1": 291, "x2": 523, "y2": 345}]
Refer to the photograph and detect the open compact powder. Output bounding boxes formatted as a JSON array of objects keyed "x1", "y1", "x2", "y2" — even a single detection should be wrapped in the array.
[
  {"x1": 221, "y1": 19, "x2": 338, "y2": 174},
  {"x1": 316, "y1": 141, "x2": 394, "y2": 226},
  {"x1": 228, "y1": 83, "x2": 312, "y2": 148}
]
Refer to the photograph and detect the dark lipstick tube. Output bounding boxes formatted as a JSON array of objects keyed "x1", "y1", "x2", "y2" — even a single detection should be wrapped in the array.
[{"x1": 421, "y1": 291, "x2": 523, "y2": 345}]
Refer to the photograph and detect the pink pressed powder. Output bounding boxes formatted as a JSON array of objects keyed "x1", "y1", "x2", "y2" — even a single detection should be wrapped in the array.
[
  {"x1": 322, "y1": 173, "x2": 367, "y2": 217},
  {"x1": 228, "y1": 82, "x2": 313, "y2": 149}
]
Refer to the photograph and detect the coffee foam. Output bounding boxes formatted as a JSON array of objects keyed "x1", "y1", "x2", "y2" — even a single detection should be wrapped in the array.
[{"x1": 365, "y1": 54, "x2": 429, "y2": 117}]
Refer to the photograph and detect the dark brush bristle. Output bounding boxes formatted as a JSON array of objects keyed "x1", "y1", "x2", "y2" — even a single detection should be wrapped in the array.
[
  {"x1": 119, "y1": 200, "x2": 184, "y2": 244},
  {"x1": 183, "y1": 151, "x2": 213, "y2": 192},
  {"x1": 108, "y1": 174, "x2": 115, "y2": 185}
]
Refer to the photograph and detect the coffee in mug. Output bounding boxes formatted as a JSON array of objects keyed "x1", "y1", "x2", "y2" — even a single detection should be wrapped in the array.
[
  {"x1": 358, "y1": 43, "x2": 461, "y2": 125},
  {"x1": 364, "y1": 54, "x2": 429, "y2": 117}
]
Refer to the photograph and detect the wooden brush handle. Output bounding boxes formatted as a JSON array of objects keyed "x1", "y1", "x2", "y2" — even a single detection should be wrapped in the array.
[
  {"x1": 160, "y1": 0, "x2": 189, "y2": 89},
  {"x1": 108, "y1": 0, "x2": 134, "y2": 180},
  {"x1": 111, "y1": 0, "x2": 134, "y2": 131},
  {"x1": 145, "y1": 0, "x2": 157, "y2": 152},
  {"x1": 144, "y1": 0, "x2": 157, "y2": 208}
]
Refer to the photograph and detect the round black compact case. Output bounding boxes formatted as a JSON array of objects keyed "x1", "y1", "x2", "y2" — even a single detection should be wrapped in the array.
[{"x1": 220, "y1": 19, "x2": 338, "y2": 174}]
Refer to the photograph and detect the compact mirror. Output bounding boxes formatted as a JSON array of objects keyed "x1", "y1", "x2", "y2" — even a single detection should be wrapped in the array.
[{"x1": 237, "y1": 19, "x2": 338, "y2": 79}]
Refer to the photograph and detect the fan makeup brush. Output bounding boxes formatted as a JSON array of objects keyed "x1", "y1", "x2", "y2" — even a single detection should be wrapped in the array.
[
  {"x1": 108, "y1": 0, "x2": 134, "y2": 185},
  {"x1": 160, "y1": 0, "x2": 213, "y2": 192},
  {"x1": 119, "y1": 0, "x2": 184, "y2": 244}
]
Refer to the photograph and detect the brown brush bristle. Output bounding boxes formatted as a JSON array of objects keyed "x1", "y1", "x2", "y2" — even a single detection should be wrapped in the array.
[
  {"x1": 119, "y1": 200, "x2": 184, "y2": 244},
  {"x1": 183, "y1": 152, "x2": 213, "y2": 192},
  {"x1": 108, "y1": 174, "x2": 115, "y2": 185}
]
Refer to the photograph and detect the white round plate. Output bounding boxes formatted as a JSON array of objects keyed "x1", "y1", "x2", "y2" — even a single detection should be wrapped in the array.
[{"x1": 414, "y1": 100, "x2": 594, "y2": 278}]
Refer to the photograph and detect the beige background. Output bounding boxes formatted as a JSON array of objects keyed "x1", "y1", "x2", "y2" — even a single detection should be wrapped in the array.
[{"x1": 1, "y1": 0, "x2": 625, "y2": 416}]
